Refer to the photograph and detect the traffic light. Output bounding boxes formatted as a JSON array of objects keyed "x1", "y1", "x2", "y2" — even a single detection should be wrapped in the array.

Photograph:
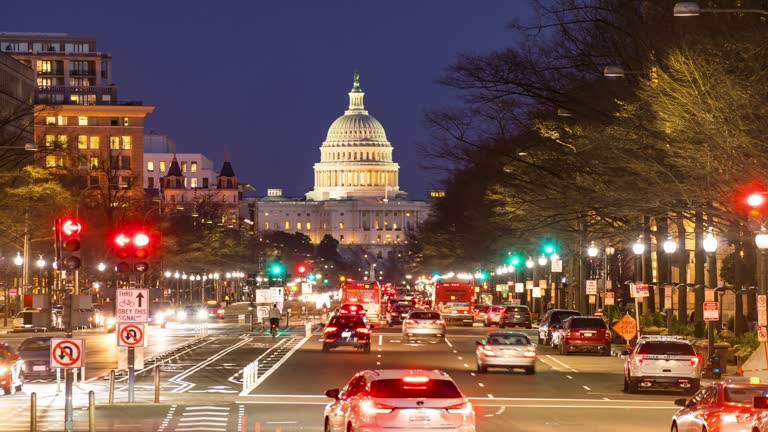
[
  {"x1": 133, "y1": 231, "x2": 150, "y2": 273},
  {"x1": 112, "y1": 229, "x2": 152, "y2": 273},
  {"x1": 113, "y1": 232, "x2": 131, "y2": 273},
  {"x1": 745, "y1": 191, "x2": 767, "y2": 230},
  {"x1": 508, "y1": 254, "x2": 522, "y2": 267},
  {"x1": 296, "y1": 264, "x2": 307, "y2": 276},
  {"x1": 541, "y1": 238, "x2": 557, "y2": 256},
  {"x1": 307, "y1": 273, "x2": 316, "y2": 281},
  {"x1": 57, "y1": 217, "x2": 82, "y2": 270}
]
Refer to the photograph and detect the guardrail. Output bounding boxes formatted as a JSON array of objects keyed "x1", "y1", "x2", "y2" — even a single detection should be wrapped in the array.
[{"x1": 241, "y1": 360, "x2": 258, "y2": 394}]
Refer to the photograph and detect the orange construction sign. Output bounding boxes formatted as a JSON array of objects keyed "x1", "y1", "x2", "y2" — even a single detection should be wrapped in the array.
[{"x1": 612, "y1": 314, "x2": 638, "y2": 342}]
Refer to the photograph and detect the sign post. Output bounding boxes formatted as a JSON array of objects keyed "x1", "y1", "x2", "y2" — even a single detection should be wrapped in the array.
[{"x1": 116, "y1": 288, "x2": 148, "y2": 402}]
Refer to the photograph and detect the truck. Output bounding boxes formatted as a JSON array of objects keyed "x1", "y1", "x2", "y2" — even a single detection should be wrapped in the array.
[
  {"x1": 432, "y1": 281, "x2": 475, "y2": 326},
  {"x1": 340, "y1": 280, "x2": 382, "y2": 322}
]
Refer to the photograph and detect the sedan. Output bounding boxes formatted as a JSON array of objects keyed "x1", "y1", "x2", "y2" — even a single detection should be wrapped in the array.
[
  {"x1": 386, "y1": 303, "x2": 414, "y2": 327},
  {"x1": 402, "y1": 310, "x2": 446, "y2": 343},
  {"x1": 17, "y1": 336, "x2": 55, "y2": 379},
  {"x1": 476, "y1": 332, "x2": 536, "y2": 374},
  {"x1": 176, "y1": 304, "x2": 207, "y2": 322},
  {"x1": 324, "y1": 369, "x2": 475, "y2": 432},
  {"x1": 322, "y1": 315, "x2": 372, "y2": 353},
  {"x1": 671, "y1": 379, "x2": 768, "y2": 432},
  {"x1": 0, "y1": 343, "x2": 24, "y2": 395}
]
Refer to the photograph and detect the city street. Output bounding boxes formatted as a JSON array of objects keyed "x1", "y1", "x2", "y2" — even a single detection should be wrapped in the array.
[{"x1": 0, "y1": 320, "x2": 683, "y2": 431}]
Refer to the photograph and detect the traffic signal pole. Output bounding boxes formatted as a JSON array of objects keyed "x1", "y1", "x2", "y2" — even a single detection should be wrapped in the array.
[
  {"x1": 63, "y1": 291, "x2": 74, "y2": 432},
  {"x1": 128, "y1": 255, "x2": 136, "y2": 403}
]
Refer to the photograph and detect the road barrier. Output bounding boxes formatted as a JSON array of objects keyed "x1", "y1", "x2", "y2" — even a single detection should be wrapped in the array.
[
  {"x1": 30, "y1": 392, "x2": 37, "y2": 432},
  {"x1": 241, "y1": 360, "x2": 258, "y2": 394},
  {"x1": 305, "y1": 322, "x2": 312, "y2": 338},
  {"x1": 88, "y1": 390, "x2": 95, "y2": 432}
]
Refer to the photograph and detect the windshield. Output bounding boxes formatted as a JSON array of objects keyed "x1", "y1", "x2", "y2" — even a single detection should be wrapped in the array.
[
  {"x1": 551, "y1": 311, "x2": 580, "y2": 324},
  {"x1": 487, "y1": 334, "x2": 530, "y2": 345},
  {"x1": 725, "y1": 386, "x2": 768, "y2": 403},
  {"x1": 569, "y1": 318, "x2": 607, "y2": 329},
  {"x1": 370, "y1": 378, "x2": 462, "y2": 399}
]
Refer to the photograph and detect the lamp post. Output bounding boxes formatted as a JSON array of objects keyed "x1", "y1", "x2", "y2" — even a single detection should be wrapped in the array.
[
  {"x1": 662, "y1": 236, "x2": 677, "y2": 331},
  {"x1": 36, "y1": 256, "x2": 46, "y2": 294},
  {"x1": 587, "y1": 243, "x2": 615, "y2": 314},
  {"x1": 174, "y1": 271, "x2": 180, "y2": 304},
  {"x1": 12, "y1": 253, "x2": 23, "y2": 324},
  {"x1": 702, "y1": 228, "x2": 720, "y2": 364}
]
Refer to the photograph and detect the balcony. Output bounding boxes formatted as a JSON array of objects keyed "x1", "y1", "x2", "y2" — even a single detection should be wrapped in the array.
[{"x1": 35, "y1": 85, "x2": 118, "y2": 105}]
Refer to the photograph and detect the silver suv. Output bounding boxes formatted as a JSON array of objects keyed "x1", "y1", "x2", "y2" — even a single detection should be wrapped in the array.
[
  {"x1": 623, "y1": 336, "x2": 701, "y2": 394},
  {"x1": 402, "y1": 310, "x2": 446, "y2": 343}
]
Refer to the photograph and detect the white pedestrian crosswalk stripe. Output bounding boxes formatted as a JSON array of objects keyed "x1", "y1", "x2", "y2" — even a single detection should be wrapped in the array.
[{"x1": 172, "y1": 405, "x2": 230, "y2": 432}]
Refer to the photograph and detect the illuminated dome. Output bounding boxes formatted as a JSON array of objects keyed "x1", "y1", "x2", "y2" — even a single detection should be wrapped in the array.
[{"x1": 307, "y1": 71, "x2": 403, "y2": 201}]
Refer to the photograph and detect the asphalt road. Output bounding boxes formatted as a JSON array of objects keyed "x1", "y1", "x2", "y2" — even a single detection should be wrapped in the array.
[{"x1": 0, "y1": 322, "x2": 685, "y2": 431}]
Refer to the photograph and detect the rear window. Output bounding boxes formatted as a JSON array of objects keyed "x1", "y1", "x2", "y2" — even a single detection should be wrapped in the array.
[
  {"x1": 19, "y1": 339, "x2": 50, "y2": 351},
  {"x1": 637, "y1": 342, "x2": 695, "y2": 356},
  {"x1": 410, "y1": 312, "x2": 441, "y2": 320},
  {"x1": 569, "y1": 318, "x2": 606, "y2": 329},
  {"x1": 725, "y1": 386, "x2": 768, "y2": 403},
  {"x1": 475, "y1": 305, "x2": 491, "y2": 312},
  {"x1": 487, "y1": 334, "x2": 530, "y2": 345},
  {"x1": 505, "y1": 306, "x2": 528, "y2": 313},
  {"x1": 551, "y1": 311, "x2": 580, "y2": 324},
  {"x1": 330, "y1": 316, "x2": 364, "y2": 327},
  {"x1": 370, "y1": 378, "x2": 462, "y2": 399},
  {"x1": 394, "y1": 305, "x2": 414, "y2": 311}
]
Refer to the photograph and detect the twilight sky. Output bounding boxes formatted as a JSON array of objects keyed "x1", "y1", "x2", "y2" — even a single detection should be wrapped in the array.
[{"x1": 5, "y1": 1, "x2": 533, "y2": 199}]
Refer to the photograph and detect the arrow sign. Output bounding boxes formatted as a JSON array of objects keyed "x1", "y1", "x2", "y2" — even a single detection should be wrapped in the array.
[
  {"x1": 116, "y1": 289, "x2": 149, "y2": 323},
  {"x1": 118, "y1": 323, "x2": 146, "y2": 347},
  {"x1": 136, "y1": 292, "x2": 144, "y2": 308},
  {"x1": 50, "y1": 338, "x2": 83, "y2": 368}
]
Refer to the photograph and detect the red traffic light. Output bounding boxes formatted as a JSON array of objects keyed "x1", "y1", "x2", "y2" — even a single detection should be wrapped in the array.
[
  {"x1": 134, "y1": 233, "x2": 150, "y2": 247},
  {"x1": 747, "y1": 193, "x2": 766, "y2": 208},
  {"x1": 297, "y1": 265, "x2": 307, "y2": 274},
  {"x1": 114, "y1": 233, "x2": 131, "y2": 248},
  {"x1": 61, "y1": 219, "x2": 81, "y2": 237}
]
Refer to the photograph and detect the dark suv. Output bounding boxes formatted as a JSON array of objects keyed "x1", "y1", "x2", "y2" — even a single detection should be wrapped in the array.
[
  {"x1": 499, "y1": 305, "x2": 532, "y2": 329},
  {"x1": 558, "y1": 316, "x2": 611, "y2": 355},
  {"x1": 538, "y1": 309, "x2": 581, "y2": 345},
  {"x1": 322, "y1": 315, "x2": 372, "y2": 353},
  {"x1": 386, "y1": 303, "x2": 414, "y2": 327}
]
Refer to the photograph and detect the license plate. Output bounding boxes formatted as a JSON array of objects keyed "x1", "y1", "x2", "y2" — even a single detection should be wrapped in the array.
[
  {"x1": 514, "y1": 315, "x2": 520, "y2": 318},
  {"x1": 33, "y1": 365, "x2": 46, "y2": 372},
  {"x1": 583, "y1": 332, "x2": 593, "y2": 337},
  {"x1": 341, "y1": 331, "x2": 352, "y2": 338},
  {"x1": 409, "y1": 410, "x2": 430, "y2": 423}
]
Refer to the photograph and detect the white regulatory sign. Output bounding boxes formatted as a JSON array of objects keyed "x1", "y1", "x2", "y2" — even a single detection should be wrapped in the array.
[
  {"x1": 759, "y1": 295, "x2": 767, "y2": 327},
  {"x1": 703, "y1": 301, "x2": 719, "y2": 321},
  {"x1": 586, "y1": 280, "x2": 598, "y2": 295},
  {"x1": 51, "y1": 338, "x2": 84, "y2": 369},
  {"x1": 116, "y1": 289, "x2": 149, "y2": 323},
  {"x1": 269, "y1": 287, "x2": 284, "y2": 303},
  {"x1": 255, "y1": 289, "x2": 271, "y2": 304}
]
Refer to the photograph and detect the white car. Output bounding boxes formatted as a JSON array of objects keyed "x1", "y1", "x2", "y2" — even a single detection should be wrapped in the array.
[
  {"x1": 476, "y1": 332, "x2": 536, "y2": 374},
  {"x1": 623, "y1": 336, "x2": 701, "y2": 394},
  {"x1": 323, "y1": 369, "x2": 475, "y2": 432}
]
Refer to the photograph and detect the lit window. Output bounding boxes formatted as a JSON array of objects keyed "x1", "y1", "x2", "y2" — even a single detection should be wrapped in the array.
[
  {"x1": 306, "y1": 222, "x2": 311, "y2": 229},
  {"x1": 45, "y1": 135, "x2": 55, "y2": 147},
  {"x1": 89, "y1": 136, "x2": 100, "y2": 149},
  {"x1": 45, "y1": 155, "x2": 63, "y2": 168},
  {"x1": 181, "y1": 162, "x2": 187, "y2": 173},
  {"x1": 77, "y1": 135, "x2": 87, "y2": 149},
  {"x1": 264, "y1": 212, "x2": 269, "y2": 216},
  {"x1": 297, "y1": 222, "x2": 302, "y2": 230},
  {"x1": 89, "y1": 157, "x2": 99, "y2": 168},
  {"x1": 191, "y1": 178, "x2": 198, "y2": 188},
  {"x1": 57, "y1": 116, "x2": 67, "y2": 125},
  {"x1": 191, "y1": 162, "x2": 198, "y2": 173},
  {"x1": 339, "y1": 223, "x2": 344, "y2": 229},
  {"x1": 57, "y1": 135, "x2": 68, "y2": 146},
  {"x1": 46, "y1": 116, "x2": 56, "y2": 125},
  {"x1": 37, "y1": 78, "x2": 52, "y2": 88},
  {"x1": 123, "y1": 117, "x2": 130, "y2": 126},
  {"x1": 159, "y1": 161, "x2": 166, "y2": 173},
  {"x1": 110, "y1": 136, "x2": 120, "y2": 150},
  {"x1": 147, "y1": 161, "x2": 154, "y2": 172},
  {"x1": 265, "y1": 222, "x2": 270, "y2": 230},
  {"x1": 78, "y1": 116, "x2": 88, "y2": 126},
  {"x1": 36, "y1": 60, "x2": 51, "y2": 73},
  {"x1": 121, "y1": 136, "x2": 131, "y2": 149},
  {"x1": 285, "y1": 221, "x2": 291, "y2": 230},
  {"x1": 393, "y1": 223, "x2": 398, "y2": 230}
]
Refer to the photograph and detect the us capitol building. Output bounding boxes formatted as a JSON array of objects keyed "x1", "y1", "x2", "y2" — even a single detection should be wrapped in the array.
[{"x1": 256, "y1": 72, "x2": 432, "y2": 258}]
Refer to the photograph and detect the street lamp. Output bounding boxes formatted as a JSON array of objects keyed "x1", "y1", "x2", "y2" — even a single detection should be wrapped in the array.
[
  {"x1": 702, "y1": 229, "x2": 719, "y2": 363},
  {"x1": 673, "y1": 1, "x2": 768, "y2": 16},
  {"x1": 97, "y1": 262, "x2": 106, "y2": 272},
  {"x1": 36, "y1": 255, "x2": 46, "y2": 294},
  {"x1": 525, "y1": 257, "x2": 534, "y2": 269}
]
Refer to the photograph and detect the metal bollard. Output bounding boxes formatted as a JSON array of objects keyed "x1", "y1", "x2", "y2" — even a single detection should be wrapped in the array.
[
  {"x1": 88, "y1": 390, "x2": 95, "y2": 432},
  {"x1": 305, "y1": 322, "x2": 311, "y2": 338},
  {"x1": 108, "y1": 370, "x2": 115, "y2": 405},
  {"x1": 154, "y1": 366, "x2": 160, "y2": 403},
  {"x1": 30, "y1": 392, "x2": 37, "y2": 432}
]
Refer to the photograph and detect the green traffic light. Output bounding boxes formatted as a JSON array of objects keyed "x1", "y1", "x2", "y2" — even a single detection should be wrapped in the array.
[
  {"x1": 544, "y1": 245, "x2": 555, "y2": 255},
  {"x1": 270, "y1": 264, "x2": 284, "y2": 275},
  {"x1": 510, "y1": 256, "x2": 521, "y2": 266}
]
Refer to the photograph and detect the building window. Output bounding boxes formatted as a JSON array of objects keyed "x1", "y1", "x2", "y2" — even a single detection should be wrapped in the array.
[
  {"x1": 374, "y1": 220, "x2": 380, "y2": 230},
  {"x1": 37, "y1": 78, "x2": 52, "y2": 88},
  {"x1": 264, "y1": 212, "x2": 269, "y2": 216},
  {"x1": 57, "y1": 135, "x2": 68, "y2": 147},
  {"x1": 340, "y1": 235, "x2": 344, "y2": 241},
  {"x1": 110, "y1": 118, "x2": 119, "y2": 126},
  {"x1": 89, "y1": 136, "x2": 100, "y2": 149},
  {"x1": 159, "y1": 161, "x2": 166, "y2": 173},
  {"x1": 89, "y1": 176, "x2": 99, "y2": 187},
  {"x1": 203, "y1": 178, "x2": 209, "y2": 188},
  {"x1": 285, "y1": 221, "x2": 290, "y2": 230},
  {"x1": 339, "y1": 223, "x2": 344, "y2": 229},
  {"x1": 45, "y1": 135, "x2": 55, "y2": 147},
  {"x1": 306, "y1": 222, "x2": 311, "y2": 230},
  {"x1": 191, "y1": 162, "x2": 198, "y2": 173},
  {"x1": 148, "y1": 177, "x2": 154, "y2": 188},
  {"x1": 393, "y1": 223, "x2": 399, "y2": 230},
  {"x1": 297, "y1": 222, "x2": 302, "y2": 230},
  {"x1": 78, "y1": 116, "x2": 88, "y2": 126},
  {"x1": 45, "y1": 155, "x2": 63, "y2": 168},
  {"x1": 36, "y1": 60, "x2": 52, "y2": 73},
  {"x1": 57, "y1": 116, "x2": 66, "y2": 125},
  {"x1": 119, "y1": 176, "x2": 130, "y2": 188},
  {"x1": 121, "y1": 136, "x2": 131, "y2": 149},
  {"x1": 147, "y1": 161, "x2": 154, "y2": 172},
  {"x1": 89, "y1": 156, "x2": 99, "y2": 169},
  {"x1": 46, "y1": 116, "x2": 56, "y2": 125},
  {"x1": 110, "y1": 136, "x2": 120, "y2": 150},
  {"x1": 170, "y1": 195, "x2": 176, "y2": 203},
  {"x1": 264, "y1": 222, "x2": 270, "y2": 230},
  {"x1": 120, "y1": 156, "x2": 131, "y2": 169},
  {"x1": 191, "y1": 178, "x2": 198, "y2": 188},
  {"x1": 181, "y1": 162, "x2": 187, "y2": 173},
  {"x1": 123, "y1": 117, "x2": 130, "y2": 126},
  {"x1": 77, "y1": 135, "x2": 87, "y2": 149}
]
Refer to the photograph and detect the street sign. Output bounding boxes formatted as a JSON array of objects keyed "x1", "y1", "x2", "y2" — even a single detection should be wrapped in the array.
[
  {"x1": 50, "y1": 338, "x2": 84, "y2": 369},
  {"x1": 495, "y1": 284, "x2": 505, "y2": 292},
  {"x1": 532, "y1": 287, "x2": 541, "y2": 298},
  {"x1": 116, "y1": 289, "x2": 149, "y2": 323},
  {"x1": 759, "y1": 326, "x2": 768, "y2": 343},
  {"x1": 269, "y1": 287, "x2": 284, "y2": 303},
  {"x1": 612, "y1": 314, "x2": 638, "y2": 342},
  {"x1": 256, "y1": 305, "x2": 270, "y2": 319},
  {"x1": 631, "y1": 283, "x2": 649, "y2": 298},
  {"x1": 515, "y1": 283, "x2": 524, "y2": 293},
  {"x1": 586, "y1": 280, "x2": 597, "y2": 295},
  {"x1": 301, "y1": 283, "x2": 312, "y2": 294},
  {"x1": 604, "y1": 292, "x2": 615, "y2": 306},
  {"x1": 703, "y1": 301, "x2": 719, "y2": 321},
  {"x1": 118, "y1": 323, "x2": 146, "y2": 347},
  {"x1": 255, "y1": 289, "x2": 271, "y2": 304},
  {"x1": 525, "y1": 280, "x2": 533, "y2": 289},
  {"x1": 759, "y1": 295, "x2": 767, "y2": 327},
  {"x1": 539, "y1": 280, "x2": 547, "y2": 289},
  {"x1": 551, "y1": 259, "x2": 563, "y2": 273}
]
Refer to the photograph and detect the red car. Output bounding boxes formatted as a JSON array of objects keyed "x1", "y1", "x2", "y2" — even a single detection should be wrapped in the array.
[
  {"x1": 558, "y1": 316, "x2": 611, "y2": 356},
  {"x1": 337, "y1": 303, "x2": 368, "y2": 317},
  {"x1": 672, "y1": 379, "x2": 768, "y2": 432}
]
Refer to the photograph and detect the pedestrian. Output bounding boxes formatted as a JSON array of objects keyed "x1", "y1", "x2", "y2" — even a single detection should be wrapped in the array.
[{"x1": 224, "y1": 294, "x2": 230, "y2": 306}]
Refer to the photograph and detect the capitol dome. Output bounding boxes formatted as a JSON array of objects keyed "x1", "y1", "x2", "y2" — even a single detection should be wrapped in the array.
[{"x1": 306, "y1": 71, "x2": 403, "y2": 202}]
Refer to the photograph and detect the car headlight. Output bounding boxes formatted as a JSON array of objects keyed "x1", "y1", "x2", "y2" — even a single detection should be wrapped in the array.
[
  {"x1": 196, "y1": 309, "x2": 207, "y2": 320},
  {"x1": 106, "y1": 317, "x2": 116, "y2": 325},
  {"x1": 177, "y1": 311, "x2": 188, "y2": 319},
  {"x1": 154, "y1": 314, "x2": 165, "y2": 323}
]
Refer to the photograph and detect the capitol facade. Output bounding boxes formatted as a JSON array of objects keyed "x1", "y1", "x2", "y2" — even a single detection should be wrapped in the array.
[{"x1": 256, "y1": 72, "x2": 432, "y2": 258}]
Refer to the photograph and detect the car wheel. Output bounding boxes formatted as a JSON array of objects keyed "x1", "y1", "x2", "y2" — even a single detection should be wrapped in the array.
[
  {"x1": 602, "y1": 346, "x2": 611, "y2": 356},
  {"x1": 525, "y1": 323, "x2": 532, "y2": 329},
  {"x1": 322, "y1": 343, "x2": 330, "y2": 353},
  {"x1": 477, "y1": 363, "x2": 487, "y2": 373},
  {"x1": 499, "y1": 322, "x2": 505, "y2": 328},
  {"x1": 388, "y1": 321, "x2": 392, "y2": 327},
  {"x1": 324, "y1": 418, "x2": 332, "y2": 432},
  {"x1": 403, "y1": 335, "x2": 410, "y2": 344},
  {"x1": 623, "y1": 375, "x2": 629, "y2": 392},
  {"x1": 483, "y1": 320, "x2": 489, "y2": 327},
  {"x1": 347, "y1": 422, "x2": 354, "y2": 432},
  {"x1": 628, "y1": 378, "x2": 639, "y2": 394},
  {"x1": 525, "y1": 366, "x2": 535, "y2": 375},
  {"x1": 688, "y1": 379, "x2": 700, "y2": 395},
  {"x1": 559, "y1": 343, "x2": 567, "y2": 355},
  {"x1": 363, "y1": 343, "x2": 371, "y2": 353}
]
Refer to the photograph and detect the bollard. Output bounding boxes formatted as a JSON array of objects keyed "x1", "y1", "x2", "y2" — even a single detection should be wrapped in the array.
[
  {"x1": 30, "y1": 392, "x2": 37, "y2": 432},
  {"x1": 88, "y1": 390, "x2": 95, "y2": 432},
  {"x1": 56, "y1": 367, "x2": 61, "y2": 393},
  {"x1": 305, "y1": 322, "x2": 311, "y2": 338},
  {"x1": 154, "y1": 365, "x2": 160, "y2": 403},
  {"x1": 108, "y1": 370, "x2": 115, "y2": 405},
  {"x1": 285, "y1": 309, "x2": 290, "y2": 328}
]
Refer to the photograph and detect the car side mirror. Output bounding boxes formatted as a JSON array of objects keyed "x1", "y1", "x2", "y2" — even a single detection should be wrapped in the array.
[
  {"x1": 325, "y1": 388, "x2": 340, "y2": 400},
  {"x1": 476, "y1": 340, "x2": 484, "y2": 346},
  {"x1": 621, "y1": 349, "x2": 630, "y2": 356},
  {"x1": 674, "y1": 398, "x2": 687, "y2": 407}
]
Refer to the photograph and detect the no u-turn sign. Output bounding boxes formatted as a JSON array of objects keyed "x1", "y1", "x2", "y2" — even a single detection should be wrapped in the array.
[{"x1": 118, "y1": 323, "x2": 146, "y2": 347}]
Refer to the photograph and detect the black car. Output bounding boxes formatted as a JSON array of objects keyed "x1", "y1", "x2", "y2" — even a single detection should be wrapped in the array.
[
  {"x1": 18, "y1": 336, "x2": 55, "y2": 379},
  {"x1": 538, "y1": 309, "x2": 581, "y2": 345},
  {"x1": 0, "y1": 342, "x2": 24, "y2": 395},
  {"x1": 322, "y1": 315, "x2": 372, "y2": 353},
  {"x1": 386, "y1": 303, "x2": 414, "y2": 327},
  {"x1": 499, "y1": 305, "x2": 532, "y2": 329}
]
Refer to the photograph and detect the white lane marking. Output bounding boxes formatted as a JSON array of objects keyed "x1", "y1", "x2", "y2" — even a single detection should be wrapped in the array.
[
  {"x1": 488, "y1": 394, "x2": 494, "y2": 398},
  {"x1": 453, "y1": 350, "x2": 458, "y2": 353},
  {"x1": 379, "y1": 335, "x2": 383, "y2": 346},
  {"x1": 458, "y1": 357, "x2": 463, "y2": 360},
  {"x1": 566, "y1": 375, "x2": 573, "y2": 380},
  {"x1": 377, "y1": 354, "x2": 381, "y2": 358},
  {"x1": 463, "y1": 364, "x2": 469, "y2": 368},
  {"x1": 377, "y1": 362, "x2": 381, "y2": 365},
  {"x1": 445, "y1": 338, "x2": 453, "y2": 347},
  {"x1": 378, "y1": 348, "x2": 382, "y2": 351},
  {"x1": 583, "y1": 386, "x2": 591, "y2": 391},
  {"x1": 228, "y1": 338, "x2": 290, "y2": 384},
  {"x1": 267, "y1": 421, "x2": 298, "y2": 424},
  {"x1": 603, "y1": 397, "x2": 610, "y2": 401},
  {"x1": 186, "y1": 406, "x2": 229, "y2": 411},
  {"x1": 239, "y1": 335, "x2": 312, "y2": 395},
  {"x1": 470, "y1": 372, "x2": 476, "y2": 376},
  {"x1": 478, "y1": 383, "x2": 485, "y2": 387},
  {"x1": 545, "y1": 355, "x2": 578, "y2": 372},
  {"x1": 171, "y1": 337, "x2": 252, "y2": 393}
]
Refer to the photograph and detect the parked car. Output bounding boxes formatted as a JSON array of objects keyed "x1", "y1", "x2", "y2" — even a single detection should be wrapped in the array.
[
  {"x1": 0, "y1": 342, "x2": 24, "y2": 395},
  {"x1": 17, "y1": 336, "x2": 55, "y2": 379},
  {"x1": 557, "y1": 316, "x2": 611, "y2": 356},
  {"x1": 537, "y1": 309, "x2": 581, "y2": 345},
  {"x1": 623, "y1": 336, "x2": 701, "y2": 394},
  {"x1": 499, "y1": 305, "x2": 532, "y2": 329},
  {"x1": 386, "y1": 303, "x2": 414, "y2": 327},
  {"x1": 323, "y1": 369, "x2": 475, "y2": 431},
  {"x1": 402, "y1": 310, "x2": 446, "y2": 343},
  {"x1": 476, "y1": 332, "x2": 537, "y2": 374},
  {"x1": 322, "y1": 315, "x2": 372, "y2": 353}
]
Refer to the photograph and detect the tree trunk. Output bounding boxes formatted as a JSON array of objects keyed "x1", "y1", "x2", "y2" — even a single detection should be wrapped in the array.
[
  {"x1": 676, "y1": 214, "x2": 688, "y2": 323},
  {"x1": 654, "y1": 216, "x2": 669, "y2": 313},
  {"x1": 643, "y1": 216, "x2": 654, "y2": 314},
  {"x1": 694, "y1": 212, "x2": 705, "y2": 337}
]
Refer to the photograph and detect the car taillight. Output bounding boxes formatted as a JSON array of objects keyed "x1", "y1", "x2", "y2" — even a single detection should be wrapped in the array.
[
  {"x1": 690, "y1": 356, "x2": 701, "y2": 368},
  {"x1": 433, "y1": 319, "x2": 445, "y2": 325},
  {"x1": 524, "y1": 312, "x2": 531, "y2": 316},
  {"x1": 391, "y1": 312, "x2": 399, "y2": 316},
  {"x1": 217, "y1": 309, "x2": 224, "y2": 315},
  {"x1": 402, "y1": 376, "x2": 430, "y2": 384},
  {"x1": 356, "y1": 327, "x2": 370, "y2": 334},
  {"x1": 523, "y1": 351, "x2": 536, "y2": 358},
  {"x1": 405, "y1": 319, "x2": 417, "y2": 324},
  {"x1": 360, "y1": 399, "x2": 395, "y2": 415},
  {"x1": 445, "y1": 401, "x2": 473, "y2": 415},
  {"x1": 481, "y1": 346, "x2": 496, "y2": 357},
  {"x1": 324, "y1": 326, "x2": 338, "y2": 333},
  {"x1": 549, "y1": 326, "x2": 557, "y2": 332},
  {"x1": 633, "y1": 355, "x2": 644, "y2": 367}
]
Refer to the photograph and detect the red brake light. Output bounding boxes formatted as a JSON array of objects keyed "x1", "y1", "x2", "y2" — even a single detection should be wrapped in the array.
[
  {"x1": 445, "y1": 401, "x2": 473, "y2": 415},
  {"x1": 324, "y1": 326, "x2": 338, "y2": 333},
  {"x1": 405, "y1": 319, "x2": 417, "y2": 325},
  {"x1": 350, "y1": 306, "x2": 358, "y2": 310},
  {"x1": 633, "y1": 355, "x2": 644, "y2": 367},
  {"x1": 360, "y1": 399, "x2": 395, "y2": 415},
  {"x1": 356, "y1": 327, "x2": 370, "y2": 334},
  {"x1": 433, "y1": 319, "x2": 445, "y2": 325},
  {"x1": 690, "y1": 356, "x2": 701, "y2": 368},
  {"x1": 402, "y1": 376, "x2": 430, "y2": 384},
  {"x1": 481, "y1": 345, "x2": 496, "y2": 357}
]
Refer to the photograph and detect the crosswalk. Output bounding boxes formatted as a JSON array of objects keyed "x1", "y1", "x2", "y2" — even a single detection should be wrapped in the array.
[{"x1": 159, "y1": 405, "x2": 232, "y2": 432}]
